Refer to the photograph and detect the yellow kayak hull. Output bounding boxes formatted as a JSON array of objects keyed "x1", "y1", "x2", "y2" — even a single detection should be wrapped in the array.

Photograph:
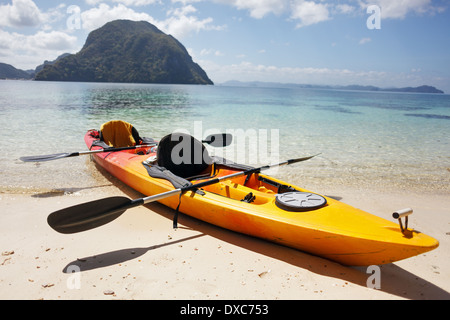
[{"x1": 86, "y1": 132, "x2": 439, "y2": 266}]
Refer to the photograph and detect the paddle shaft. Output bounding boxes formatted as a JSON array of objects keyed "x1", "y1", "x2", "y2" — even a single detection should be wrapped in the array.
[
  {"x1": 140, "y1": 156, "x2": 316, "y2": 205},
  {"x1": 47, "y1": 154, "x2": 319, "y2": 234},
  {"x1": 140, "y1": 170, "x2": 246, "y2": 206},
  {"x1": 68, "y1": 157, "x2": 313, "y2": 215},
  {"x1": 78, "y1": 144, "x2": 156, "y2": 156},
  {"x1": 20, "y1": 144, "x2": 156, "y2": 162},
  {"x1": 21, "y1": 133, "x2": 231, "y2": 162}
]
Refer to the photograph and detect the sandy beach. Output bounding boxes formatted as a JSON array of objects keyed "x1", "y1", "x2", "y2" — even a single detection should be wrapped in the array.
[{"x1": 1, "y1": 172, "x2": 449, "y2": 301}]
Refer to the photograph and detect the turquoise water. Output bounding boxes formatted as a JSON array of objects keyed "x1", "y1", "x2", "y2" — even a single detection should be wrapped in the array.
[{"x1": 1, "y1": 80, "x2": 449, "y2": 194}]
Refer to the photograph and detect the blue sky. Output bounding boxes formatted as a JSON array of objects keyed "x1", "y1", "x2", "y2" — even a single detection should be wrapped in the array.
[{"x1": 1, "y1": 0, "x2": 449, "y2": 92}]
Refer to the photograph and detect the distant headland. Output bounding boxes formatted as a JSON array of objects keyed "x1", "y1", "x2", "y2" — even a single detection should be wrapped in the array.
[{"x1": 220, "y1": 81, "x2": 445, "y2": 94}]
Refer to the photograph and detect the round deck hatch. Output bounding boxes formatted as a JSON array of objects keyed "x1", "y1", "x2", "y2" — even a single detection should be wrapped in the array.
[{"x1": 275, "y1": 192, "x2": 327, "y2": 212}]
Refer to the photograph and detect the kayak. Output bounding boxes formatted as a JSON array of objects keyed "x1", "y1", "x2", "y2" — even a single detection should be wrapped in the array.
[{"x1": 84, "y1": 124, "x2": 438, "y2": 266}]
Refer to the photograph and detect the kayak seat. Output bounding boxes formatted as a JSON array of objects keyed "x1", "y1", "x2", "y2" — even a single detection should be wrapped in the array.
[
  {"x1": 99, "y1": 120, "x2": 141, "y2": 148},
  {"x1": 157, "y1": 133, "x2": 213, "y2": 179},
  {"x1": 98, "y1": 120, "x2": 155, "y2": 148}
]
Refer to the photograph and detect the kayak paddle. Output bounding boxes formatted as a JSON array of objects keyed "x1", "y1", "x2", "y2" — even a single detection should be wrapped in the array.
[
  {"x1": 20, "y1": 133, "x2": 232, "y2": 162},
  {"x1": 19, "y1": 144, "x2": 156, "y2": 162},
  {"x1": 47, "y1": 154, "x2": 319, "y2": 234}
]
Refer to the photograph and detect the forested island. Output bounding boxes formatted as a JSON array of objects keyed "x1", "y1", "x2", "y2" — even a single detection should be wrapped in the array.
[{"x1": 34, "y1": 20, "x2": 213, "y2": 85}]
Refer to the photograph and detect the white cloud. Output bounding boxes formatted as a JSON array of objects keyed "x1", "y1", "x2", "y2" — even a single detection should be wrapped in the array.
[
  {"x1": 0, "y1": 0, "x2": 43, "y2": 27},
  {"x1": 216, "y1": 0, "x2": 444, "y2": 27},
  {"x1": 167, "y1": 4, "x2": 197, "y2": 16},
  {"x1": 358, "y1": 0, "x2": 436, "y2": 19},
  {"x1": 0, "y1": 2, "x2": 80, "y2": 69},
  {"x1": 81, "y1": 3, "x2": 158, "y2": 31},
  {"x1": 79, "y1": 3, "x2": 224, "y2": 38},
  {"x1": 0, "y1": 29, "x2": 77, "y2": 53},
  {"x1": 0, "y1": 28, "x2": 78, "y2": 69},
  {"x1": 200, "y1": 49, "x2": 224, "y2": 56},
  {"x1": 215, "y1": 0, "x2": 287, "y2": 19},
  {"x1": 162, "y1": 14, "x2": 216, "y2": 38},
  {"x1": 217, "y1": 0, "x2": 331, "y2": 26},
  {"x1": 290, "y1": 0, "x2": 330, "y2": 28},
  {"x1": 200, "y1": 49, "x2": 211, "y2": 55},
  {"x1": 30, "y1": 30, "x2": 78, "y2": 50},
  {"x1": 359, "y1": 37, "x2": 371, "y2": 45},
  {"x1": 116, "y1": 0, "x2": 160, "y2": 5},
  {"x1": 335, "y1": 4, "x2": 355, "y2": 14},
  {"x1": 162, "y1": 3, "x2": 224, "y2": 37},
  {"x1": 85, "y1": 0, "x2": 161, "y2": 6},
  {"x1": 172, "y1": 0, "x2": 203, "y2": 5},
  {"x1": 41, "y1": 4, "x2": 67, "y2": 26}
]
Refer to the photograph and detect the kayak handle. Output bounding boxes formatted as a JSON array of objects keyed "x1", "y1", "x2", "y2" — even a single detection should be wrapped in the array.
[
  {"x1": 392, "y1": 208, "x2": 413, "y2": 219},
  {"x1": 392, "y1": 208, "x2": 413, "y2": 234}
]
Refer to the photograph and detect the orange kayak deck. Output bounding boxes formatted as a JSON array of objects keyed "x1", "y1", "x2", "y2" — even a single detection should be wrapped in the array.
[{"x1": 85, "y1": 131, "x2": 439, "y2": 266}]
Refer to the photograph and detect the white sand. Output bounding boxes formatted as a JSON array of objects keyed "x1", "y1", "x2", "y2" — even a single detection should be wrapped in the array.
[{"x1": 0, "y1": 182, "x2": 449, "y2": 300}]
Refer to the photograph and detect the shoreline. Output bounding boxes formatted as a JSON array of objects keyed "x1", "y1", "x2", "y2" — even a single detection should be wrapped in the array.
[{"x1": 1, "y1": 176, "x2": 449, "y2": 300}]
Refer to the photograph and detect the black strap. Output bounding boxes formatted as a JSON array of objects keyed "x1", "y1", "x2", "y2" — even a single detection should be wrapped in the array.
[
  {"x1": 173, "y1": 192, "x2": 183, "y2": 229},
  {"x1": 243, "y1": 172, "x2": 252, "y2": 186}
]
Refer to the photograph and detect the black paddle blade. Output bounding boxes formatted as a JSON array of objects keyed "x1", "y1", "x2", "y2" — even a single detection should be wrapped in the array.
[
  {"x1": 47, "y1": 196, "x2": 132, "y2": 234},
  {"x1": 20, "y1": 152, "x2": 76, "y2": 162},
  {"x1": 203, "y1": 133, "x2": 233, "y2": 147}
]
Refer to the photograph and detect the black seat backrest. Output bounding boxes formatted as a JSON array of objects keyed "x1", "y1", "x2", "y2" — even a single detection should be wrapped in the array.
[{"x1": 157, "y1": 133, "x2": 212, "y2": 179}]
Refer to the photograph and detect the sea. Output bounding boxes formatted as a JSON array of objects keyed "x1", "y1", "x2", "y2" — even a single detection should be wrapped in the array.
[{"x1": 1, "y1": 80, "x2": 449, "y2": 196}]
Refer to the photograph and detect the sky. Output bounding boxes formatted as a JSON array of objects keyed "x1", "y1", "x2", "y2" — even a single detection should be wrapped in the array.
[{"x1": 0, "y1": 0, "x2": 449, "y2": 92}]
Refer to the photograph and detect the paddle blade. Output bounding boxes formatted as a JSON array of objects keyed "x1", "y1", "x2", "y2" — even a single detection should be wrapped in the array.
[
  {"x1": 20, "y1": 152, "x2": 76, "y2": 162},
  {"x1": 287, "y1": 153, "x2": 321, "y2": 165},
  {"x1": 203, "y1": 133, "x2": 232, "y2": 147},
  {"x1": 47, "y1": 196, "x2": 132, "y2": 234}
]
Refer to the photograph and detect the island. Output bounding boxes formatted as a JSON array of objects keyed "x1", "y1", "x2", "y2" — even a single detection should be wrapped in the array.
[
  {"x1": 0, "y1": 63, "x2": 33, "y2": 80},
  {"x1": 34, "y1": 20, "x2": 213, "y2": 85},
  {"x1": 220, "y1": 81, "x2": 444, "y2": 94}
]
